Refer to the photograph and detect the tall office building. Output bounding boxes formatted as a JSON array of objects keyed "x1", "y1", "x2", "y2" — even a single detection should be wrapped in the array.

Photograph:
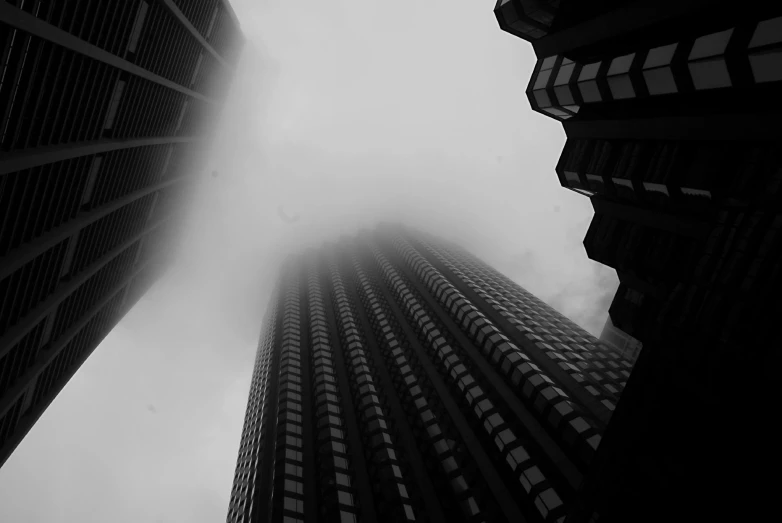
[
  {"x1": 495, "y1": 2, "x2": 782, "y2": 521},
  {"x1": 227, "y1": 224, "x2": 634, "y2": 523},
  {"x1": 0, "y1": 1, "x2": 242, "y2": 468}
]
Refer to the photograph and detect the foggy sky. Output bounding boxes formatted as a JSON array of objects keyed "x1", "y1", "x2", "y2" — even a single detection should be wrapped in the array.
[{"x1": 0, "y1": 1, "x2": 618, "y2": 521}]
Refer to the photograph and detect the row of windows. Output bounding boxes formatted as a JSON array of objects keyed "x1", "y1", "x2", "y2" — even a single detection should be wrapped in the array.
[
  {"x1": 561, "y1": 139, "x2": 782, "y2": 205},
  {"x1": 327, "y1": 258, "x2": 417, "y2": 522},
  {"x1": 306, "y1": 271, "x2": 359, "y2": 523},
  {"x1": 529, "y1": 16, "x2": 782, "y2": 120},
  {"x1": 373, "y1": 244, "x2": 566, "y2": 522},
  {"x1": 228, "y1": 298, "x2": 278, "y2": 522},
  {"x1": 393, "y1": 237, "x2": 606, "y2": 469},
  {"x1": 355, "y1": 252, "x2": 489, "y2": 521},
  {"x1": 271, "y1": 286, "x2": 307, "y2": 520},
  {"x1": 418, "y1": 238, "x2": 629, "y2": 405}
]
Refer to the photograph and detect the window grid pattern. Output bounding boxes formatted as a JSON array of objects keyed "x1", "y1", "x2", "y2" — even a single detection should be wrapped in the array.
[
  {"x1": 306, "y1": 267, "x2": 359, "y2": 523},
  {"x1": 353, "y1": 249, "x2": 490, "y2": 522},
  {"x1": 327, "y1": 254, "x2": 418, "y2": 522},
  {"x1": 372, "y1": 243, "x2": 566, "y2": 523},
  {"x1": 527, "y1": 16, "x2": 782, "y2": 120},
  {"x1": 227, "y1": 296, "x2": 279, "y2": 523},
  {"x1": 0, "y1": 239, "x2": 68, "y2": 336},
  {"x1": 392, "y1": 235, "x2": 609, "y2": 452},
  {"x1": 417, "y1": 237, "x2": 628, "y2": 407},
  {"x1": 266, "y1": 281, "x2": 307, "y2": 521}
]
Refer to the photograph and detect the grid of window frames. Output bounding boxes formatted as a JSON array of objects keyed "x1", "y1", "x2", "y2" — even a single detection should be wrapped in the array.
[
  {"x1": 412, "y1": 236, "x2": 628, "y2": 408},
  {"x1": 326, "y1": 253, "x2": 418, "y2": 523},
  {"x1": 370, "y1": 242, "x2": 567, "y2": 523},
  {"x1": 353, "y1": 249, "x2": 494, "y2": 522},
  {"x1": 390, "y1": 234, "x2": 609, "y2": 454},
  {"x1": 227, "y1": 297, "x2": 279, "y2": 523},
  {"x1": 555, "y1": 137, "x2": 782, "y2": 205},
  {"x1": 268, "y1": 280, "x2": 307, "y2": 523},
  {"x1": 306, "y1": 265, "x2": 360, "y2": 523},
  {"x1": 527, "y1": 15, "x2": 782, "y2": 120},
  {"x1": 0, "y1": 0, "x2": 240, "y2": 468}
]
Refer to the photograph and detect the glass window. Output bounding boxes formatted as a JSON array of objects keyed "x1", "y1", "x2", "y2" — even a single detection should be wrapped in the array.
[
  {"x1": 442, "y1": 457, "x2": 459, "y2": 473},
  {"x1": 578, "y1": 80, "x2": 601, "y2": 103},
  {"x1": 749, "y1": 16, "x2": 782, "y2": 48},
  {"x1": 644, "y1": 43, "x2": 677, "y2": 68},
  {"x1": 337, "y1": 490, "x2": 354, "y2": 507},
  {"x1": 284, "y1": 497, "x2": 304, "y2": 513},
  {"x1": 749, "y1": 51, "x2": 782, "y2": 83},
  {"x1": 607, "y1": 53, "x2": 635, "y2": 75},
  {"x1": 554, "y1": 63, "x2": 576, "y2": 85},
  {"x1": 506, "y1": 446, "x2": 530, "y2": 470},
  {"x1": 533, "y1": 69, "x2": 553, "y2": 90},
  {"x1": 689, "y1": 28, "x2": 733, "y2": 60},
  {"x1": 579, "y1": 63, "x2": 601, "y2": 81},
  {"x1": 520, "y1": 466, "x2": 545, "y2": 493},
  {"x1": 689, "y1": 59, "x2": 731, "y2": 89},
  {"x1": 535, "y1": 489, "x2": 563, "y2": 518},
  {"x1": 285, "y1": 479, "x2": 304, "y2": 495},
  {"x1": 541, "y1": 56, "x2": 557, "y2": 70},
  {"x1": 336, "y1": 472, "x2": 351, "y2": 486},
  {"x1": 570, "y1": 418, "x2": 590, "y2": 434},
  {"x1": 643, "y1": 67, "x2": 677, "y2": 95},
  {"x1": 340, "y1": 511, "x2": 358, "y2": 523},
  {"x1": 533, "y1": 89, "x2": 552, "y2": 108}
]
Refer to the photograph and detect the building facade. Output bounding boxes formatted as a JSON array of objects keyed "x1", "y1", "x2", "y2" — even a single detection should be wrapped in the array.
[
  {"x1": 495, "y1": 2, "x2": 782, "y2": 521},
  {"x1": 226, "y1": 224, "x2": 635, "y2": 523},
  {"x1": 0, "y1": 0, "x2": 242, "y2": 468}
]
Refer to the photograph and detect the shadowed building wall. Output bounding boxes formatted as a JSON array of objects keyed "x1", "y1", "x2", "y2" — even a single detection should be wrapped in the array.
[
  {"x1": 495, "y1": 2, "x2": 782, "y2": 521},
  {"x1": 0, "y1": 0, "x2": 242, "y2": 468}
]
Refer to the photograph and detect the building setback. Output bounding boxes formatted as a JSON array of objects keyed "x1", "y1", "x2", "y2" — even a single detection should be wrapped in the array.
[
  {"x1": 495, "y1": 1, "x2": 782, "y2": 521},
  {"x1": 226, "y1": 224, "x2": 635, "y2": 523},
  {"x1": 0, "y1": 0, "x2": 242, "y2": 468}
]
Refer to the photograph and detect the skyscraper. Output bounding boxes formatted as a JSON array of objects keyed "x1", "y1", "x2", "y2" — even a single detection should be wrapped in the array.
[
  {"x1": 227, "y1": 224, "x2": 634, "y2": 523},
  {"x1": 495, "y1": 2, "x2": 782, "y2": 521},
  {"x1": 0, "y1": 1, "x2": 242, "y2": 468}
]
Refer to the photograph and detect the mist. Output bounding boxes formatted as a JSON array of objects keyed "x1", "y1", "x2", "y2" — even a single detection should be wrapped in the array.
[{"x1": 0, "y1": 1, "x2": 618, "y2": 522}]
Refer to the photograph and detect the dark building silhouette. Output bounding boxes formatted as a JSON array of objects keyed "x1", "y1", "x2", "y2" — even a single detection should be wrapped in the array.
[
  {"x1": 227, "y1": 224, "x2": 636, "y2": 523},
  {"x1": 495, "y1": 2, "x2": 782, "y2": 521},
  {"x1": 0, "y1": 1, "x2": 242, "y2": 468}
]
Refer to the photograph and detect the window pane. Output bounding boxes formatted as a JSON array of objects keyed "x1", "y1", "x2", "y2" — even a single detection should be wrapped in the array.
[
  {"x1": 607, "y1": 53, "x2": 635, "y2": 75},
  {"x1": 554, "y1": 85, "x2": 575, "y2": 105},
  {"x1": 749, "y1": 16, "x2": 782, "y2": 48},
  {"x1": 749, "y1": 50, "x2": 782, "y2": 83},
  {"x1": 643, "y1": 67, "x2": 677, "y2": 95},
  {"x1": 578, "y1": 62, "x2": 601, "y2": 81},
  {"x1": 608, "y1": 75, "x2": 635, "y2": 99},
  {"x1": 578, "y1": 80, "x2": 601, "y2": 103},
  {"x1": 533, "y1": 89, "x2": 552, "y2": 108},
  {"x1": 541, "y1": 55, "x2": 557, "y2": 70},
  {"x1": 554, "y1": 63, "x2": 576, "y2": 85},
  {"x1": 689, "y1": 28, "x2": 733, "y2": 60},
  {"x1": 533, "y1": 68, "x2": 552, "y2": 89},
  {"x1": 689, "y1": 59, "x2": 731, "y2": 89},
  {"x1": 643, "y1": 43, "x2": 677, "y2": 68}
]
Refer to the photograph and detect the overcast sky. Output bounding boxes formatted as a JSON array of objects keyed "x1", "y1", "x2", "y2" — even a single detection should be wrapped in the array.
[{"x1": 0, "y1": 1, "x2": 617, "y2": 521}]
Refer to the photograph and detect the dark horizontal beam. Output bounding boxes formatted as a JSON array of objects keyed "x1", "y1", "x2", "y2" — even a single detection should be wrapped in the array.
[
  {"x1": 0, "y1": 216, "x2": 169, "y2": 358},
  {"x1": 0, "y1": 4, "x2": 214, "y2": 104},
  {"x1": 564, "y1": 113, "x2": 779, "y2": 142},
  {"x1": 159, "y1": 0, "x2": 232, "y2": 70},
  {"x1": 0, "y1": 135, "x2": 199, "y2": 176},
  {"x1": 0, "y1": 259, "x2": 154, "y2": 460},
  {"x1": 0, "y1": 176, "x2": 187, "y2": 281}
]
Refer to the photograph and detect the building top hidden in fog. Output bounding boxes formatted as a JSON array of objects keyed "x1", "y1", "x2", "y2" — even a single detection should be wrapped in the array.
[{"x1": 227, "y1": 224, "x2": 636, "y2": 523}]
